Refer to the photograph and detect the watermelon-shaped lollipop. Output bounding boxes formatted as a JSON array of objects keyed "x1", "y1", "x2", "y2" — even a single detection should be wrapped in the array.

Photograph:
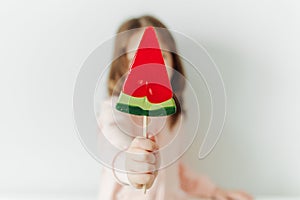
[
  {"x1": 116, "y1": 26, "x2": 176, "y2": 116},
  {"x1": 115, "y1": 26, "x2": 176, "y2": 193}
]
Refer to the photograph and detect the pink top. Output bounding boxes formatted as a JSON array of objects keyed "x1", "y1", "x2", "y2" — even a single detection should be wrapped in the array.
[{"x1": 97, "y1": 97, "x2": 216, "y2": 200}]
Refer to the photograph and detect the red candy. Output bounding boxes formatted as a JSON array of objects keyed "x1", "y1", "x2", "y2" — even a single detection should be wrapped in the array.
[{"x1": 122, "y1": 26, "x2": 173, "y2": 103}]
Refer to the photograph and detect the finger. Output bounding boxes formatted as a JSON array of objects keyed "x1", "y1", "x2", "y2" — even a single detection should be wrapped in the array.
[
  {"x1": 127, "y1": 148, "x2": 156, "y2": 164},
  {"x1": 126, "y1": 160, "x2": 156, "y2": 173},
  {"x1": 128, "y1": 173, "x2": 155, "y2": 185},
  {"x1": 127, "y1": 149, "x2": 156, "y2": 164},
  {"x1": 131, "y1": 137, "x2": 159, "y2": 151},
  {"x1": 149, "y1": 135, "x2": 156, "y2": 142},
  {"x1": 131, "y1": 183, "x2": 143, "y2": 189}
]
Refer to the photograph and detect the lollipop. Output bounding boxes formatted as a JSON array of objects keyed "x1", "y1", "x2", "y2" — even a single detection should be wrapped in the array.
[{"x1": 115, "y1": 26, "x2": 176, "y2": 193}]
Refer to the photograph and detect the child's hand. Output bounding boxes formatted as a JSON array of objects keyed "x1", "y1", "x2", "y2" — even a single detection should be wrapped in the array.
[{"x1": 125, "y1": 136, "x2": 160, "y2": 189}]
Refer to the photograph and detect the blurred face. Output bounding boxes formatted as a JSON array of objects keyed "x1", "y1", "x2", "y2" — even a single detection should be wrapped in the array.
[{"x1": 126, "y1": 31, "x2": 174, "y2": 79}]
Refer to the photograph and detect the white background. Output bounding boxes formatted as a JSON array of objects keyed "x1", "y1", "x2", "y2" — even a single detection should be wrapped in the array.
[{"x1": 0, "y1": 0, "x2": 299, "y2": 198}]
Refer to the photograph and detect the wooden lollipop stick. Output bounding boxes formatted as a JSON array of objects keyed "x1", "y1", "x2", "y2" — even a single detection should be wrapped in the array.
[
  {"x1": 142, "y1": 115, "x2": 148, "y2": 194},
  {"x1": 143, "y1": 115, "x2": 148, "y2": 138}
]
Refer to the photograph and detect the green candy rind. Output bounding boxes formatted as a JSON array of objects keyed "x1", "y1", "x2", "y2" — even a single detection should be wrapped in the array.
[
  {"x1": 116, "y1": 103, "x2": 176, "y2": 116},
  {"x1": 117, "y1": 92, "x2": 175, "y2": 110},
  {"x1": 115, "y1": 92, "x2": 176, "y2": 116}
]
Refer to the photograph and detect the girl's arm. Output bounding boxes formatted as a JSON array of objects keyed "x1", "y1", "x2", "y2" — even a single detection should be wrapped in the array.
[
  {"x1": 98, "y1": 98, "x2": 133, "y2": 149},
  {"x1": 97, "y1": 98, "x2": 133, "y2": 186}
]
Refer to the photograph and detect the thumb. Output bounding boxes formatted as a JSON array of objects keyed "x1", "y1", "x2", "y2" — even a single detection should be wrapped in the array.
[{"x1": 149, "y1": 135, "x2": 157, "y2": 142}]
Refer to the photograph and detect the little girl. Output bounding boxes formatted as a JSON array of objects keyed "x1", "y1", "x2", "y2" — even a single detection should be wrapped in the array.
[{"x1": 98, "y1": 15, "x2": 252, "y2": 200}]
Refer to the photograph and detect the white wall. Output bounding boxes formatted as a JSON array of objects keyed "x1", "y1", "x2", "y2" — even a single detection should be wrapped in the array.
[{"x1": 0, "y1": 0, "x2": 299, "y2": 197}]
